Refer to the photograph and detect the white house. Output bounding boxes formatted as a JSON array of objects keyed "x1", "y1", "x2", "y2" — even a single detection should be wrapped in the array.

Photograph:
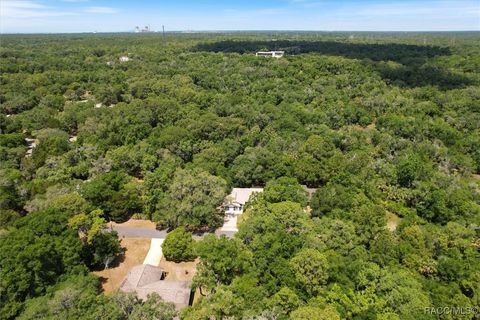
[
  {"x1": 218, "y1": 188, "x2": 263, "y2": 235},
  {"x1": 223, "y1": 187, "x2": 264, "y2": 215},
  {"x1": 119, "y1": 56, "x2": 130, "y2": 62},
  {"x1": 255, "y1": 51, "x2": 284, "y2": 58}
]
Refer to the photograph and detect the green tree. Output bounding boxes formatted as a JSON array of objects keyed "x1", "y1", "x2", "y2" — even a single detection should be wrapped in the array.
[
  {"x1": 290, "y1": 248, "x2": 329, "y2": 296},
  {"x1": 310, "y1": 183, "x2": 356, "y2": 218},
  {"x1": 89, "y1": 231, "x2": 122, "y2": 269},
  {"x1": 94, "y1": 291, "x2": 176, "y2": 320},
  {"x1": 193, "y1": 235, "x2": 252, "y2": 293},
  {"x1": 291, "y1": 306, "x2": 341, "y2": 320},
  {"x1": 0, "y1": 209, "x2": 84, "y2": 318},
  {"x1": 81, "y1": 171, "x2": 141, "y2": 222},
  {"x1": 18, "y1": 274, "x2": 100, "y2": 320},
  {"x1": 238, "y1": 202, "x2": 312, "y2": 293},
  {"x1": 32, "y1": 128, "x2": 70, "y2": 167},
  {"x1": 377, "y1": 267, "x2": 432, "y2": 319},
  {"x1": 129, "y1": 293, "x2": 177, "y2": 320},
  {"x1": 155, "y1": 168, "x2": 227, "y2": 229},
  {"x1": 263, "y1": 177, "x2": 308, "y2": 206},
  {"x1": 162, "y1": 227, "x2": 196, "y2": 262},
  {"x1": 270, "y1": 287, "x2": 302, "y2": 316},
  {"x1": 181, "y1": 287, "x2": 242, "y2": 320},
  {"x1": 396, "y1": 152, "x2": 426, "y2": 188}
]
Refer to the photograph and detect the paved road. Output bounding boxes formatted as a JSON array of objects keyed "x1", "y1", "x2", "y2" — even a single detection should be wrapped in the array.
[
  {"x1": 111, "y1": 226, "x2": 167, "y2": 238},
  {"x1": 110, "y1": 225, "x2": 236, "y2": 239}
]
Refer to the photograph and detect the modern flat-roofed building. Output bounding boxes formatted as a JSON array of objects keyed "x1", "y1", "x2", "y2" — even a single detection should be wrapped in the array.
[{"x1": 256, "y1": 51, "x2": 284, "y2": 58}]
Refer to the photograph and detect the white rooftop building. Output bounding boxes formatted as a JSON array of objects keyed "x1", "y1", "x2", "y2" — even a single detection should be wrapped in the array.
[
  {"x1": 223, "y1": 187, "x2": 264, "y2": 215},
  {"x1": 218, "y1": 188, "x2": 263, "y2": 235},
  {"x1": 256, "y1": 51, "x2": 284, "y2": 58}
]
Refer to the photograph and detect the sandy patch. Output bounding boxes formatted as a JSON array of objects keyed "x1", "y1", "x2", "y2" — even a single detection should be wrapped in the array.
[
  {"x1": 111, "y1": 218, "x2": 157, "y2": 229},
  {"x1": 94, "y1": 237, "x2": 151, "y2": 293},
  {"x1": 159, "y1": 259, "x2": 198, "y2": 282}
]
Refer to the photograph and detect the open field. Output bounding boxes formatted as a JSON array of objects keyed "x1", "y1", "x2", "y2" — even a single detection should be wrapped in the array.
[{"x1": 94, "y1": 237, "x2": 151, "y2": 293}]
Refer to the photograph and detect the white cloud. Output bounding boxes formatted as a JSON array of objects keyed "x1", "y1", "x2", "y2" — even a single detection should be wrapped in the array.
[
  {"x1": 84, "y1": 6, "x2": 118, "y2": 14},
  {"x1": 0, "y1": 0, "x2": 74, "y2": 18}
]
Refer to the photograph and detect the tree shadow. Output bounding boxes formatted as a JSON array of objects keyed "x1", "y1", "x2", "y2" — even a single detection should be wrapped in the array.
[
  {"x1": 193, "y1": 40, "x2": 472, "y2": 90},
  {"x1": 91, "y1": 246, "x2": 127, "y2": 272},
  {"x1": 96, "y1": 276, "x2": 109, "y2": 292},
  {"x1": 108, "y1": 248, "x2": 127, "y2": 268}
]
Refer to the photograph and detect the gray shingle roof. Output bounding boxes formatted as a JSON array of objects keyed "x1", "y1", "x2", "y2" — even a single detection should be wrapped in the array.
[{"x1": 119, "y1": 264, "x2": 191, "y2": 309}]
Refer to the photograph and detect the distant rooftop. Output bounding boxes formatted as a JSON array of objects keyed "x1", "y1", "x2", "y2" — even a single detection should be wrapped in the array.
[{"x1": 256, "y1": 51, "x2": 285, "y2": 58}]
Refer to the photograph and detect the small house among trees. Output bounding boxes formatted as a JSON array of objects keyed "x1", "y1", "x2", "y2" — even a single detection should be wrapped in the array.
[
  {"x1": 222, "y1": 187, "x2": 264, "y2": 215},
  {"x1": 120, "y1": 264, "x2": 193, "y2": 309},
  {"x1": 217, "y1": 188, "x2": 264, "y2": 235}
]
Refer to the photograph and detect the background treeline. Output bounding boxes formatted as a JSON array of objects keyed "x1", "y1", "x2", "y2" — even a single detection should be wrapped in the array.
[{"x1": 0, "y1": 32, "x2": 479, "y2": 319}]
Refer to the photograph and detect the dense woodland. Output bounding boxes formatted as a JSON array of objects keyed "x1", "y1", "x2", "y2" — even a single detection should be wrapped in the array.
[{"x1": 0, "y1": 32, "x2": 479, "y2": 319}]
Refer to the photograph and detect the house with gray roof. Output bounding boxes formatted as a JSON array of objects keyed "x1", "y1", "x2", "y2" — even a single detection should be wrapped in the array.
[{"x1": 119, "y1": 264, "x2": 192, "y2": 309}]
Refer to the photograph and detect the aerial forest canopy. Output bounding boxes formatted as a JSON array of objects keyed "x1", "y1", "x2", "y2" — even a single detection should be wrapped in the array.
[{"x1": 0, "y1": 32, "x2": 479, "y2": 319}]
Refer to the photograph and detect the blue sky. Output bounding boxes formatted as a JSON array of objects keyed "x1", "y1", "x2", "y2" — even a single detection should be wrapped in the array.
[{"x1": 1, "y1": 0, "x2": 479, "y2": 33}]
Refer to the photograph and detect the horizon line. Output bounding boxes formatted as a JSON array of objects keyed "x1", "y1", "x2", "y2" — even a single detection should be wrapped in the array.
[{"x1": 1, "y1": 29, "x2": 479, "y2": 35}]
